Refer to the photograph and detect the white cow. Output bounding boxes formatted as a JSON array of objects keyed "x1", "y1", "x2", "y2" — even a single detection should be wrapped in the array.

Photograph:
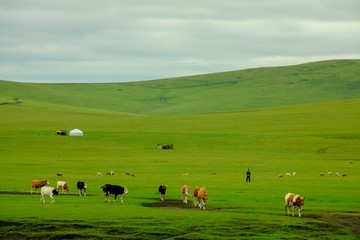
[{"x1": 41, "y1": 186, "x2": 59, "y2": 203}]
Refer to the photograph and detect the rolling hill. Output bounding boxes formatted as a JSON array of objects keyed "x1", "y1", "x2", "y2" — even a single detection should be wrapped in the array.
[{"x1": 1, "y1": 59, "x2": 359, "y2": 115}]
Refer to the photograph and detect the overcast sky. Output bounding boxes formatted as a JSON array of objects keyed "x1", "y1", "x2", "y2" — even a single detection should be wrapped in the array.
[{"x1": 1, "y1": 1, "x2": 359, "y2": 83}]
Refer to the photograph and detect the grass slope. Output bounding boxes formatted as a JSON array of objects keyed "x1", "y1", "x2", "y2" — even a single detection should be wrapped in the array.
[
  {"x1": 0, "y1": 59, "x2": 359, "y2": 239},
  {"x1": 1, "y1": 59, "x2": 359, "y2": 115}
]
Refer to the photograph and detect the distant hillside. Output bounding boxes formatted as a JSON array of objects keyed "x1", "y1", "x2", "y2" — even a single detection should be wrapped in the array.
[{"x1": 1, "y1": 59, "x2": 359, "y2": 115}]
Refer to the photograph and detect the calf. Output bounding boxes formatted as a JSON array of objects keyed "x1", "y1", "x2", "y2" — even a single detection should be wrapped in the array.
[
  {"x1": 77, "y1": 181, "x2": 87, "y2": 196},
  {"x1": 284, "y1": 193, "x2": 305, "y2": 217},
  {"x1": 31, "y1": 179, "x2": 49, "y2": 194},
  {"x1": 181, "y1": 184, "x2": 189, "y2": 204},
  {"x1": 158, "y1": 185, "x2": 167, "y2": 202},
  {"x1": 56, "y1": 181, "x2": 70, "y2": 194},
  {"x1": 40, "y1": 186, "x2": 59, "y2": 204},
  {"x1": 101, "y1": 184, "x2": 128, "y2": 203}
]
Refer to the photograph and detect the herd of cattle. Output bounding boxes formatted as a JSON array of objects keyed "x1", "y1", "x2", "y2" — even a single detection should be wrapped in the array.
[{"x1": 31, "y1": 179, "x2": 304, "y2": 216}]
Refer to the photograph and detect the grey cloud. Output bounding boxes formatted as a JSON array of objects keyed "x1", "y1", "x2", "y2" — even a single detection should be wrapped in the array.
[{"x1": 0, "y1": 0, "x2": 359, "y2": 83}]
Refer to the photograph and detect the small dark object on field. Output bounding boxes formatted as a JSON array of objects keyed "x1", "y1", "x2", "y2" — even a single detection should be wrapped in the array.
[
  {"x1": 342, "y1": 173, "x2": 347, "y2": 177},
  {"x1": 57, "y1": 173, "x2": 63, "y2": 177},
  {"x1": 157, "y1": 144, "x2": 173, "y2": 149},
  {"x1": 55, "y1": 130, "x2": 67, "y2": 136}
]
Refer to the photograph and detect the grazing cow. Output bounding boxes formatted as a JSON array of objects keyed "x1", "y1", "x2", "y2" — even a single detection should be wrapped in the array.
[
  {"x1": 40, "y1": 186, "x2": 59, "y2": 204},
  {"x1": 319, "y1": 172, "x2": 324, "y2": 176},
  {"x1": 77, "y1": 181, "x2": 87, "y2": 196},
  {"x1": 284, "y1": 193, "x2": 305, "y2": 217},
  {"x1": 342, "y1": 173, "x2": 347, "y2": 177},
  {"x1": 101, "y1": 184, "x2": 128, "y2": 203},
  {"x1": 31, "y1": 179, "x2": 49, "y2": 194},
  {"x1": 106, "y1": 171, "x2": 115, "y2": 176},
  {"x1": 57, "y1": 173, "x2": 63, "y2": 177},
  {"x1": 181, "y1": 184, "x2": 190, "y2": 204},
  {"x1": 193, "y1": 187, "x2": 200, "y2": 207},
  {"x1": 197, "y1": 187, "x2": 208, "y2": 209},
  {"x1": 56, "y1": 181, "x2": 70, "y2": 194},
  {"x1": 286, "y1": 173, "x2": 292, "y2": 177},
  {"x1": 328, "y1": 171, "x2": 332, "y2": 176},
  {"x1": 278, "y1": 174, "x2": 283, "y2": 178},
  {"x1": 158, "y1": 185, "x2": 167, "y2": 202},
  {"x1": 97, "y1": 172, "x2": 103, "y2": 176}
]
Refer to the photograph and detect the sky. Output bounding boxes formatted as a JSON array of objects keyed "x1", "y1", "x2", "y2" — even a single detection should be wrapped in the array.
[{"x1": 1, "y1": 0, "x2": 359, "y2": 83}]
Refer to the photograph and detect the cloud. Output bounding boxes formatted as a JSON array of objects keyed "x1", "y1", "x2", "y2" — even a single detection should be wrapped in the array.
[{"x1": 0, "y1": 0, "x2": 359, "y2": 83}]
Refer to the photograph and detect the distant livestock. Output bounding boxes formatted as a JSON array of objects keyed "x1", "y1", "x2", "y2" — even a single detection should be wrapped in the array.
[
  {"x1": 77, "y1": 181, "x2": 87, "y2": 196},
  {"x1": 41, "y1": 186, "x2": 59, "y2": 204},
  {"x1": 97, "y1": 172, "x2": 103, "y2": 176},
  {"x1": 31, "y1": 179, "x2": 49, "y2": 194},
  {"x1": 106, "y1": 171, "x2": 115, "y2": 176},
  {"x1": 56, "y1": 181, "x2": 70, "y2": 194},
  {"x1": 284, "y1": 193, "x2": 305, "y2": 217},
  {"x1": 57, "y1": 173, "x2": 63, "y2": 177},
  {"x1": 193, "y1": 187, "x2": 208, "y2": 209},
  {"x1": 101, "y1": 184, "x2": 128, "y2": 203},
  {"x1": 157, "y1": 144, "x2": 173, "y2": 149},
  {"x1": 181, "y1": 184, "x2": 190, "y2": 204},
  {"x1": 158, "y1": 185, "x2": 167, "y2": 202}
]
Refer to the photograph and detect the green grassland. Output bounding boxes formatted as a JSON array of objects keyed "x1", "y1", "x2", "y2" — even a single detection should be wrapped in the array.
[{"x1": 0, "y1": 59, "x2": 359, "y2": 239}]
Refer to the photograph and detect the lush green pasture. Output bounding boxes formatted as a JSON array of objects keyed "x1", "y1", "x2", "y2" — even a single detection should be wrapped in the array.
[{"x1": 1, "y1": 96, "x2": 359, "y2": 239}]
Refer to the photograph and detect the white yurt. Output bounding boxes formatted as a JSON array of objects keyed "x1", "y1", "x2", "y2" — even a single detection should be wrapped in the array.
[{"x1": 69, "y1": 129, "x2": 83, "y2": 136}]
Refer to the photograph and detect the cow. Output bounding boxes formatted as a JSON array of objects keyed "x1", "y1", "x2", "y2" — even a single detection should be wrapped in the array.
[
  {"x1": 197, "y1": 187, "x2": 208, "y2": 209},
  {"x1": 56, "y1": 181, "x2": 70, "y2": 194},
  {"x1": 77, "y1": 181, "x2": 87, "y2": 196},
  {"x1": 284, "y1": 193, "x2": 305, "y2": 217},
  {"x1": 57, "y1": 173, "x2": 63, "y2": 177},
  {"x1": 101, "y1": 184, "x2": 128, "y2": 203},
  {"x1": 158, "y1": 185, "x2": 167, "y2": 202},
  {"x1": 181, "y1": 184, "x2": 189, "y2": 204},
  {"x1": 193, "y1": 187, "x2": 200, "y2": 207},
  {"x1": 40, "y1": 186, "x2": 59, "y2": 204},
  {"x1": 31, "y1": 179, "x2": 49, "y2": 194}
]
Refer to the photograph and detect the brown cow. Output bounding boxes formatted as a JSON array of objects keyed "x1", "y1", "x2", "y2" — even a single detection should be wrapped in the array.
[
  {"x1": 284, "y1": 193, "x2": 305, "y2": 217},
  {"x1": 31, "y1": 179, "x2": 49, "y2": 194},
  {"x1": 181, "y1": 184, "x2": 189, "y2": 204}
]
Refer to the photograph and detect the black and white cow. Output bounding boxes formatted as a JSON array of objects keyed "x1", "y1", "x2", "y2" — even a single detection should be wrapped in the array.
[
  {"x1": 40, "y1": 186, "x2": 59, "y2": 204},
  {"x1": 101, "y1": 184, "x2": 128, "y2": 203},
  {"x1": 77, "y1": 181, "x2": 87, "y2": 196},
  {"x1": 158, "y1": 185, "x2": 167, "y2": 202}
]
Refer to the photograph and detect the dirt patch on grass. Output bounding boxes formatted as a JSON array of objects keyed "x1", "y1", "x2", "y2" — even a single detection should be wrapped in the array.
[
  {"x1": 141, "y1": 197, "x2": 222, "y2": 210},
  {"x1": 320, "y1": 214, "x2": 360, "y2": 237},
  {"x1": 0, "y1": 190, "x2": 94, "y2": 196}
]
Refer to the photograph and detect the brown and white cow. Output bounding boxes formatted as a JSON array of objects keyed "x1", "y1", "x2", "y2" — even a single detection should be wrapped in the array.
[
  {"x1": 193, "y1": 187, "x2": 208, "y2": 209},
  {"x1": 193, "y1": 187, "x2": 200, "y2": 207},
  {"x1": 56, "y1": 181, "x2": 70, "y2": 194},
  {"x1": 31, "y1": 179, "x2": 49, "y2": 194},
  {"x1": 284, "y1": 193, "x2": 305, "y2": 217},
  {"x1": 197, "y1": 187, "x2": 208, "y2": 209},
  {"x1": 181, "y1": 184, "x2": 189, "y2": 204}
]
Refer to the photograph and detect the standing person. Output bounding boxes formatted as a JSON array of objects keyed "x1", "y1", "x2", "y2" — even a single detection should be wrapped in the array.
[{"x1": 246, "y1": 169, "x2": 251, "y2": 183}]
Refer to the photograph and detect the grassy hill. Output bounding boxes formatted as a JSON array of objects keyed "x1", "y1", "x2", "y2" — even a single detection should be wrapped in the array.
[
  {"x1": 0, "y1": 59, "x2": 359, "y2": 239},
  {"x1": 1, "y1": 59, "x2": 359, "y2": 115}
]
